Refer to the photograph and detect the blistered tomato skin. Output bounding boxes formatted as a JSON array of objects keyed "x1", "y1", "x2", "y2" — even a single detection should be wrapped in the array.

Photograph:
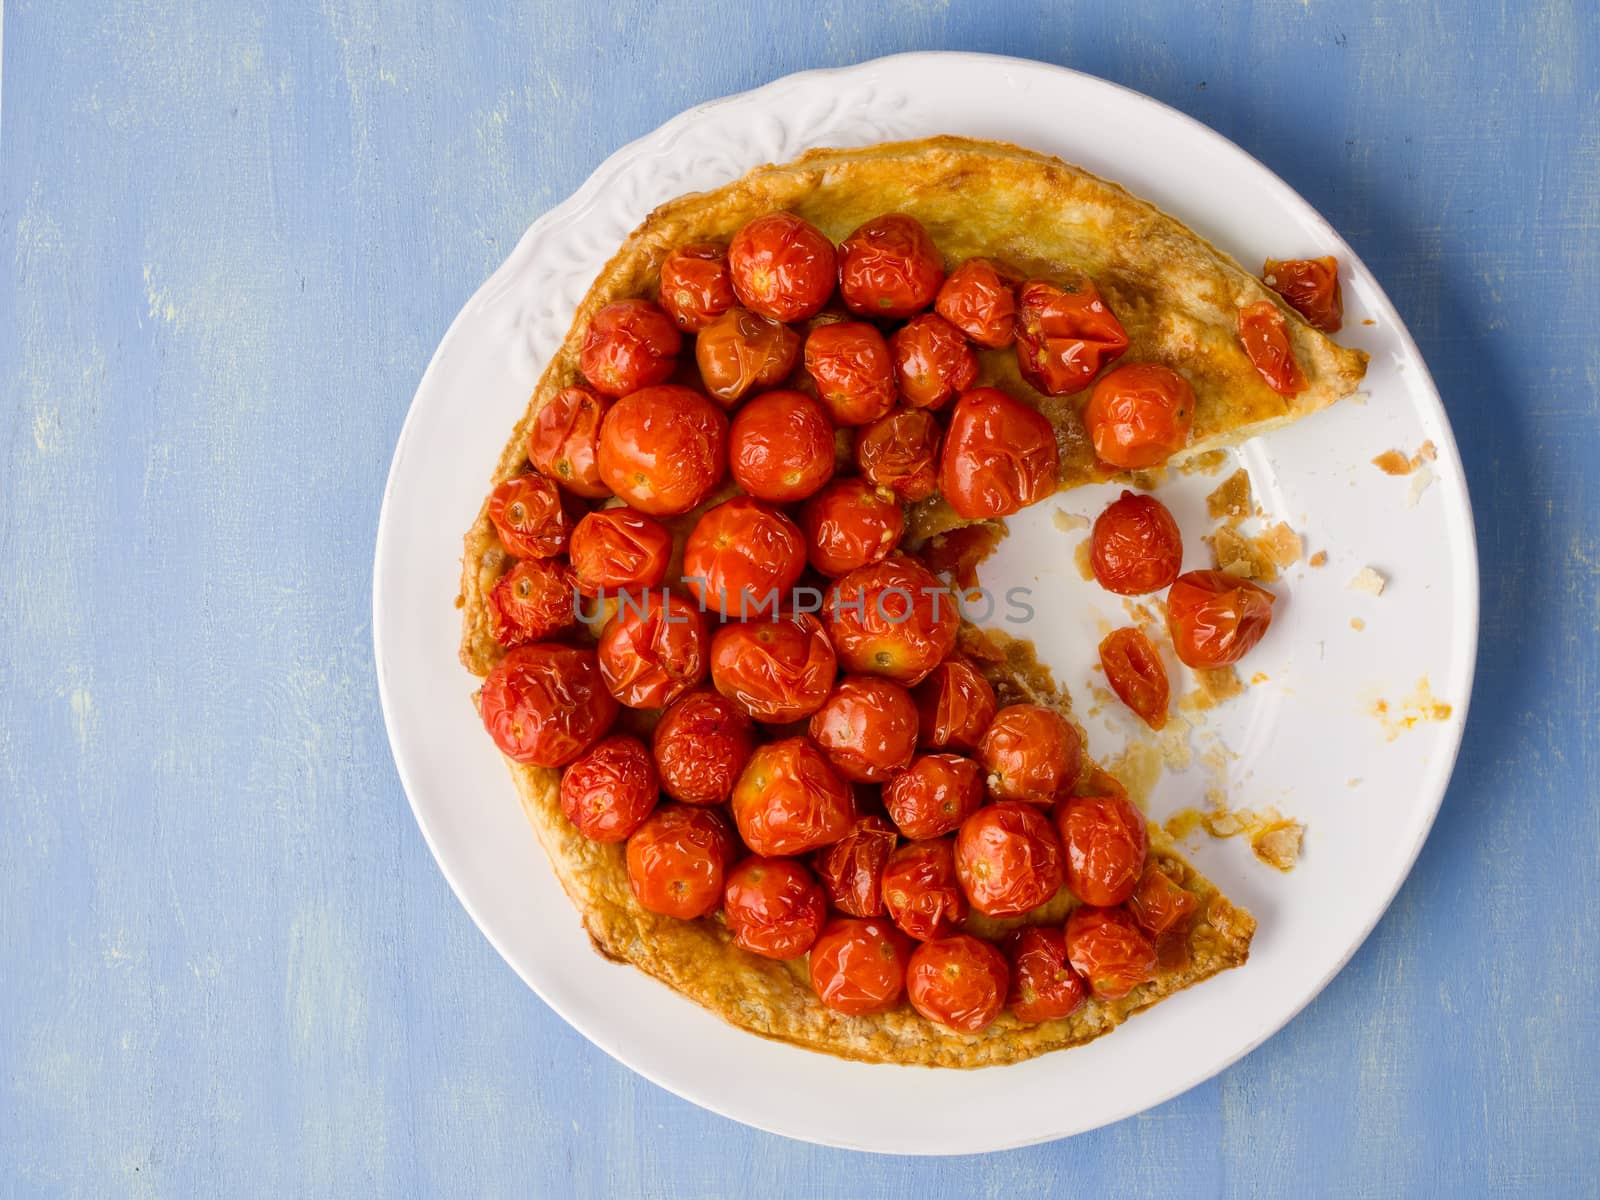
[
  {"x1": 804, "y1": 321, "x2": 898, "y2": 427},
  {"x1": 625, "y1": 804, "x2": 737, "y2": 920},
  {"x1": 1237, "y1": 300, "x2": 1308, "y2": 396},
  {"x1": 883, "y1": 753, "x2": 985, "y2": 841},
  {"x1": 596, "y1": 385, "x2": 728, "y2": 516},
  {"x1": 487, "y1": 474, "x2": 573, "y2": 559},
  {"x1": 977, "y1": 704, "x2": 1082, "y2": 804},
  {"x1": 955, "y1": 801, "x2": 1067, "y2": 917},
  {"x1": 729, "y1": 388, "x2": 836, "y2": 503},
  {"x1": 682, "y1": 496, "x2": 806, "y2": 619},
  {"x1": 652, "y1": 688, "x2": 757, "y2": 806},
  {"x1": 694, "y1": 307, "x2": 801, "y2": 407},
  {"x1": 709, "y1": 614, "x2": 838, "y2": 724},
  {"x1": 526, "y1": 385, "x2": 613, "y2": 499},
  {"x1": 891, "y1": 314, "x2": 978, "y2": 410},
  {"x1": 813, "y1": 815, "x2": 898, "y2": 917},
  {"x1": 881, "y1": 838, "x2": 967, "y2": 941},
  {"x1": 808, "y1": 917, "x2": 912, "y2": 1016},
  {"x1": 1091, "y1": 491, "x2": 1184, "y2": 595},
  {"x1": 912, "y1": 657, "x2": 998, "y2": 753},
  {"x1": 1099, "y1": 626, "x2": 1171, "y2": 731},
  {"x1": 837, "y1": 213, "x2": 945, "y2": 319},
  {"x1": 568, "y1": 507, "x2": 674, "y2": 597},
  {"x1": 936, "y1": 257, "x2": 1021, "y2": 348},
  {"x1": 1264, "y1": 256, "x2": 1343, "y2": 333},
  {"x1": 938, "y1": 387, "x2": 1060, "y2": 520},
  {"x1": 723, "y1": 856, "x2": 827, "y2": 959},
  {"x1": 801, "y1": 478, "x2": 907, "y2": 578},
  {"x1": 597, "y1": 591, "x2": 709, "y2": 709},
  {"x1": 1014, "y1": 278, "x2": 1130, "y2": 396},
  {"x1": 727, "y1": 212, "x2": 837, "y2": 323},
  {"x1": 658, "y1": 242, "x2": 737, "y2": 332},
  {"x1": 906, "y1": 934, "x2": 1009, "y2": 1032},
  {"x1": 731, "y1": 736, "x2": 856, "y2": 857},
  {"x1": 1083, "y1": 364, "x2": 1196, "y2": 471},
  {"x1": 1055, "y1": 793, "x2": 1149, "y2": 907},
  {"x1": 580, "y1": 299, "x2": 684, "y2": 397},
  {"x1": 807, "y1": 675, "x2": 920, "y2": 783},
  {"x1": 1166, "y1": 569, "x2": 1276, "y2": 668},
  {"x1": 479, "y1": 644, "x2": 619, "y2": 768},
  {"x1": 854, "y1": 408, "x2": 942, "y2": 503},
  {"x1": 559, "y1": 734, "x2": 659, "y2": 843},
  {"x1": 1128, "y1": 862, "x2": 1199, "y2": 939},
  {"x1": 489, "y1": 558, "x2": 576, "y2": 646},
  {"x1": 825, "y1": 555, "x2": 960, "y2": 685},
  {"x1": 1006, "y1": 926, "x2": 1089, "y2": 1024},
  {"x1": 1065, "y1": 905, "x2": 1158, "y2": 999}
]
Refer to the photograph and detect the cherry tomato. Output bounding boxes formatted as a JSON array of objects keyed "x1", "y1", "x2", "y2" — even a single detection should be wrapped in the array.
[
  {"x1": 683, "y1": 496, "x2": 806, "y2": 618},
  {"x1": 487, "y1": 474, "x2": 573, "y2": 559},
  {"x1": 625, "y1": 803, "x2": 736, "y2": 920},
  {"x1": 727, "y1": 211, "x2": 837, "y2": 322},
  {"x1": 651, "y1": 688, "x2": 756, "y2": 806},
  {"x1": 800, "y1": 478, "x2": 906, "y2": 577},
  {"x1": 803, "y1": 321, "x2": 896, "y2": 427},
  {"x1": 1166, "y1": 569, "x2": 1276, "y2": 668},
  {"x1": 658, "y1": 242, "x2": 737, "y2": 332},
  {"x1": 955, "y1": 801, "x2": 1066, "y2": 917},
  {"x1": 808, "y1": 675, "x2": 919, "y2": 783},
  {"x1": 1237, "y1": 300, "x2": 1307, "y2": 396},
  {"x1": 890, "y1": 314, "x2": 977, "y2": 410},
  {"x1": 1064, "y1": 905, "x2": 1157, "y2": 999},
  {"x1": 1129, "y1": 862, "x2": 1198, "y2": 939},
  {"x1": 812, "y1": 815, "x2": 898, "y2": 917},
  {"x1": 479, "y1": 643, "x2": 618, "y2": 767},
  {"x1": 1014, "y1": 278, "x2": 1129, "y2": 396},
  {"x1": 1264, "y1": 256, "x2": 1343, "y2": 333},
  {"x1": 709, "y1": 613, "x2": 837, "y2": 723},
  {"x1": 731, "y1": 736, "x2": 855, "y2": 856},
  {"x1": 728, "y1": 389, "x2": 835, "y2": 503},
  {"x1": 881, "y1": 838, "x2": 967, "y2": 941},
  {"x1": 1083, "y1": 364, "x2": 1196, "y2": 470},
  {"x1": 935, "y1": 257, "x2": 1021, "y2": 348},
  {"x1": 837, "y1": 213, "x2": 945, "y2": 319},
  {"x1": 883, "y1": 753, "x2": 985, "y2": 840},
  {"x1": 912, "y1": 657, "x2": 997, "y2": 753},
  {"x1": 596, "y1": 385, "x2": 728, "y2": 516},
  {"x1": 1099, "y1": 627, "x2": 1170, "y2": 731},
  {"x1": 489, "y1": 558, "x2": 576, "y2": 646},
  {"x1": 977, "y1": 704, "x2": 1082, "y2": 804},
  {"x1": 526, "y1": 385, "x2": 612, "y2": 499},
  {"x1": 694, "y1": 307, "x2": 801, "y2": 407},
  {"x1": 579, "y1": 299, "x2": 683, "y2": 397},
  {"x1": 906, "y1": 934, "x2": 1008, "y2": 1032},
  {"x1": 938, "y1": 387, "x2": 1059, "y2": 519},
  {"x1": 559, "y1": 733, "x2": 658, "y2": 843},
  {"x1": 854, "y1": 408, "x2": 941, "y2": 503},
  {"x1": 1054, "y1": 793, "x2": 1148, "y2": 907},
  {"x1": 825, "y1": 555, "x2": 959, "y2": 685},
  {"x1": 808, "y1": 916, "x2": 911, "y2": 1016},
  {"x1": 723, "y1": 856, "x2": 827, "y2": 959},
  {"x1": 568, "y1": 507, "x2": 674, "y2": 597},
  {"x1": 1090, "y1": 490, "x2": 1183, "y2": 595},
  {"x1": 597, "y1": 590, "x2": 709, "y2": 708},
  {"x1": 1005, "y1": 926, "x2": 1088, "y2": 1024}
]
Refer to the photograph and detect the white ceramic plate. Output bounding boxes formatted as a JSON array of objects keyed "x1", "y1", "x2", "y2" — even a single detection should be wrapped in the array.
[{"x1": 373, "y1": 53, "x2": 1477, "y2": 1153}]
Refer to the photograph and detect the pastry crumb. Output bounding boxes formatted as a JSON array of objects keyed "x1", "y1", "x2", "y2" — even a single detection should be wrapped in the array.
[
  {"x1": 1350, "y1": 617, "x2": 1366, "y2": 631},
  {"x1": 1372, "y1": 449, "x2": 1411, "y2": 476},
  {"x1": 1347, "y1": 565, "x2": 1386, "y2": 595},
  {"x1": 1251, "y1": 819, "x2": 1304, "y2": 871},
  {"x1": 1052, "y1": 508, "x2": 1090, "y2": 533},
  {"x1": 1370, "y1": 676, "x2": 1453, "y2": 741},
  {"x1": 1206, "y1": 469, "x2": 1254, "y2": 525},
  {"x1": 1180, "y1": 666, "x2": 1243, "y2": 712},
  {"x1": 1405, "y1": 466, "x2": 1435, "y2": 508},
  {"x1": 1309, "y1": 550, "x2": 1328, "y2": 568},
  {"x1": 1349, "y1": 390, "x2": 1370, "y2": 405},
  {"x1": 1164, "y1": 802, "x2": 1304, "y2": 872},
  {"x1": 1181, "y1": 449, "x2": 1230, "y2": 476}
]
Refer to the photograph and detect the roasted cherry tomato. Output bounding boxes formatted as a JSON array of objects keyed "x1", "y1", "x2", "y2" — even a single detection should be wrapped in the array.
[
  {"x1": 479, "y1": 643, "x2": 618, "y2": 767},
  {"x1": 579, "y1": 299, "x2": 683, "y2": 397},
  {"x1": 728, "y1": 388, "x2": 836, "y2": 503},
  {"x1": 803, "y1": 321, "x2": 897, "y2": 427},
  {"x1": 559, "y1": 733, "x2": 659, "y2": 843},
  {"x1": 890, "y1": 314, "x2": 977, "y2": 410},
  {"x1": 596, "y1": 385, "x2": 728, "y2": 516},
  {"x1": 1129, "y1": 862, "x2": 1198, "y2": 939},
  {"x1": 651, "y1": 688, "x2": 756, "y2": 806},
  {"x1": 683, "y1": 496, "x2": 806, "y2": 618},
  {"x1": 489, "y1": 558, "x2": 576, "y2": 646},
  {"x1": 723, "y1": 856, "x2": 827, "y2": 959},
  {"x1": 906, "y1": 934, "x2": 1009, "y2": 1032},
  {"x1": 1064, "y1": 905, "x2": 1157, "y2": 999},
  {"x1": 1166, "y1": 569, "x2": 1276, "y2": 668},
  {"x1": 625, "y1": 803, "x2": 736, "y2": 920},
  {"x1": 1090, "y1": 490, "x2": 1183, "y2": 595},
  {"x1": 709, "y1": 613, "x2": 837, "y2": 723},
  {"x1": 1238, "y1": 300, "x2": 1307, "y2": 396},
  {"x1": 658, "y1": 242, "x2": 737, "y2": 332},
  {"x1": 807, "y1": 675, "x2": 920, "y2": 783},
  {"x1": 1014, "y1": 278, "x2": 1129, "y2": 396},
  {"x1": 935, "y1": 257, "x2": 1021, "y2": 348},
  {"x1": 808, "y1": 916, "x2": 911, "y2": 1016},
  {"x1": 912, "y1": 657, "x2": 997, "y2": 753},
  {"x1": 854, "y1": 408, "x2": 941, "y2": 502},
  {"x1": 883, "y1": 753, "x2": 985, "y2": 841},
  {"x1": 825, "y1": 555, "x2": 959, "y2": 685},
  {"x1": 526, "y1": 385, "x2": 612, "y2": 499},
  {"x1": 812, "y1": 815, "x2": 898, "y2": 917},
  {"x1": 938, "y1": 387, "x2": 1059, "y2": 519},
  {"x1": 955, "y1": 801, "x2": 1066, "y2": 917},
  {"x1": 837, "y1": 213, "x2": 945, "y2": 319},
  {"x1": 1005, "y1": 926, "x2": 1088, "y2": 1024},
  {"x1": 487, "y1": 474, "x2": 573, "y2": 559},
  {"x1": 881, "y1": 838, "x2": 967, "y2": 941},
  {"x1": 731, "y1": 736, "x2": 855, "y2": 857},
  {"x1": 800, "y1": 478, "x2": 906, "y2": 577},
  {"x1": 1055, "y1": 793, "x2": 1148, "y2": 907},
  {"x1": 1083, "y1": 364, "x2": 1196, "y2": 470},
  {"x1": 1099, "y1": 627, "x2": 1170, "y2": 731},
  {"x1": 694, "y1": 307, "x2": 801, "y2": 407},
  {"x1": 597, "y1": 590, "x2": 709, "y2": 708},
  {"x1": 1263, "y1": 256, "x2": 1342, "y2": 333},
  {"x1": 568, "y1": 507, "x2": 674, "y2": 597},
  {"x1": 727, "y1": 211, "x2": 837, "y2": 322},
  {"x1": 977, "y1": 703, "x2": 1082, "y2": 805}
]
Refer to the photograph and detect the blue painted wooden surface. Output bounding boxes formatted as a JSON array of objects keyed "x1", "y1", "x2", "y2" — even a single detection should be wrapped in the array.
[{"x1": 3, "y1": 1, "x2": 1597, "y2": 1195}]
